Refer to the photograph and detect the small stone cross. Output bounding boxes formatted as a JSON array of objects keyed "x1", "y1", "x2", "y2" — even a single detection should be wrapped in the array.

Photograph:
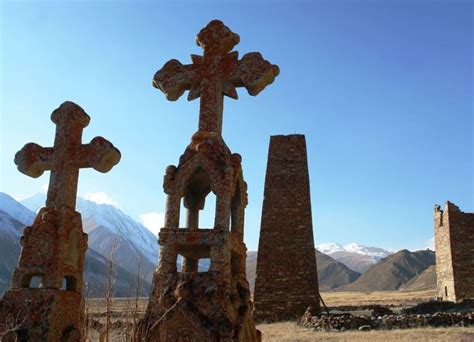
[
  {"x1": 153, "y1": 20, "x2": 279, "y2": 136},
  {"x1": 15, "y1": 101, "x2": 121, "y2": 210}
]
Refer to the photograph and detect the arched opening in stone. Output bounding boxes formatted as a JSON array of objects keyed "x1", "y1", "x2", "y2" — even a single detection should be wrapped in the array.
[
  {"x1": 198, "y1": 258, "x2": 211, "y2": 272},
  {"x1": 60, "y1": 276, "x2": 77, "y2": 292},
  {"x1": 177, "y1": 244, "x2": 211, "y2": 273},
  {"x1": 181, "y1": 167, "x2": 216, "y2": 229},
  {"x1": 179, "y1": 199, "x2": 187, "y2": 228},
  {"x1": 22, "y1": 274, "x2": 44, "y2": 288},
  {"x1": 177, "y1": 253, "x2": 185, "y2": 271},
  {"x1": 199, "y1": 192, "x2": 216, "y2": 229}
]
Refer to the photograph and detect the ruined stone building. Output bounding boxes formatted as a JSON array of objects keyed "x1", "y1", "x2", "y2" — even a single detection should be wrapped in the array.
[
  {"x1": 141, "y1": 20, "x2": 279, "y2": 341},
  {"x1": 254, "y1": 135, "x2": 321, "y2": 322},
  {"x1": 0, "y1": 102, "x2": 120, "y2": 341},
  {"x1": 434, "y1": 201, "x2": 474, "y2": 302}
]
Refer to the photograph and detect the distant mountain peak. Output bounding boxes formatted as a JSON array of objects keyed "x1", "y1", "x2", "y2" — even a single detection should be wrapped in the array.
[
  {"x1": 0, "y1": 192, "x2": 35, "y2": 226},
  {"x1": 316, "y1": 241, "x2": 393, "y2": 258},
  {"x1": 316, "y1": 242, "x2": 394, "y2": 274},
  {"x1": 336, "y1": 249, "x2": 436, "y2": 292}
]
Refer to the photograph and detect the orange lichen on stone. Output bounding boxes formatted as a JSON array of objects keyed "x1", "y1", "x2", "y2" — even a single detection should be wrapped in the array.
[
  {"x1": 0, "y1": 102, "x2": 120, "y2": 341},
  {"x1": 153, "y1": 19, "x2": 279, "y2": 136},
  {"x1": 142, "y1": 20, "x2": 278, "y2": 341}
]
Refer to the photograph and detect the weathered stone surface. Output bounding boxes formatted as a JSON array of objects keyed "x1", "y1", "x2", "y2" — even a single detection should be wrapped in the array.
[
  {"x1": 142, "y1": 20, "x2": 278, "y2": 341},
  {"x1": 254, "y1": 135, "x2": 321, "y2": 322},
  {"x1": 153, "y1": 19, "x2": 279, "y2": 136},
  {"x1": 434, "y1": 202, "x2": 474, "y2": 302},
  {"x1": 0, "y1": 102, "x2": 120, "y2": 341}
]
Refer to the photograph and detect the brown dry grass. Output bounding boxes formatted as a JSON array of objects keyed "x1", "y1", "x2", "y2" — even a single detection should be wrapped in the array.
[
  {"x1": 258, "y1": 290, "x2": 470, "y2": 341},
  {"x1": 84, "y1": 290, "x2": 469, "y2": 341},
  {"x1": 320, "y1": 289, "x2": 437, "y2": 307},
  {"x1": 258, "y1": 322, "x2": 474, "y2": 341}
]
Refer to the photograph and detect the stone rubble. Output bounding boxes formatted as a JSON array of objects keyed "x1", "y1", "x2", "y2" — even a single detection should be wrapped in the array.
[{"x1": 299, "y1": 306, "x2": 474, "y2": 332}]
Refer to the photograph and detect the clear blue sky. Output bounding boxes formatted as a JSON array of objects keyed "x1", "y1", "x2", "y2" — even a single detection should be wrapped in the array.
[{"x1": 1, "y1": 0, "x2": 472, "y2": 251}]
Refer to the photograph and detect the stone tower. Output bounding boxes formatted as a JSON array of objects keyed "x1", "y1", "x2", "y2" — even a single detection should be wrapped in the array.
[
  {"x1": 0, "y1": 102, "x2": 120, "y2": 341},
  {"x1": 254, "y1": 134, "x2": 321, "y2": 321},
  {"x1": 141, "y1": 20, "x2": 279, "y2": 341},
  {"x1": 434, "y1": 201, "x2": 474, "y2": 302}
]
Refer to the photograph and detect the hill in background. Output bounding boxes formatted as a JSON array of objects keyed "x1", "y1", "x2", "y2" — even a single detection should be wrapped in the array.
[
  {"x1": 336, "y1": 249, "x2": 435, "y2": 292},
  {"x1": 1, "y1": 192, "x2": 437, "y2": 296},
  {"x1": 400, "y1": 265, "x2": 437, "y2": 292},
  {"x1": 246, "y1": 250, "x2": 361, "y2": 293}
]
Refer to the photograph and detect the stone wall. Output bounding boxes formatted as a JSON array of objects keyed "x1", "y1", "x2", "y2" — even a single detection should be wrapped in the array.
[
  {"x1": 254, "y1": 134, "x2": 320, "y2": 321},
  {"x1": 434, "y1": 202, "x2": 474, "y2": 301}
]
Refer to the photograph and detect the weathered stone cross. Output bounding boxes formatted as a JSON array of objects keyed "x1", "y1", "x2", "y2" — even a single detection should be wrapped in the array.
[
  {"x1": 153, "y1": 20, "x2": 279, "y2": 136},
  {"x1": 14, "y1": 101, "x2": 121, "y2": 210}
]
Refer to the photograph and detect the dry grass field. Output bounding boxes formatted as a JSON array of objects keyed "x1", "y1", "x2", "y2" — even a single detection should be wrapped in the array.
[
  {"x1": 320, "y1": 289, "x2": 437, "y2": 307},
  {"x1": 85, "y1": 290, "x2": 472, "y2": 341}
]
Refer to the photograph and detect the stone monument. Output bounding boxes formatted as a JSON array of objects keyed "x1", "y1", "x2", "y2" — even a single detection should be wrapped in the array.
[
  {"x1": 0, "y1": 101, "x2": 121, "y2": 341},
  {"x1": 254, "y1": 134, "x2": 321, "y2": 321},
  {"x1": 434, "y1": 201, "x2": 474, "y2": 302},
  {"x1": 141, "y1": 20, "x2": 278, "y2": 341}
]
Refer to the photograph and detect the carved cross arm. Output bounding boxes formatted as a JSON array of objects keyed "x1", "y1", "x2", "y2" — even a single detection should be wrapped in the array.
[
  {"x1": 76, "y1": 137, "x2": 121, "y2": 173},
  {"x1": 14, "y1": 143, "x2": 53, "y2": 178},
  {"x1": 237, "y1": 52, "x2": 279, "y2": 96},
  {"x1": 153, "y1": 59, "x2": 196, "y2": 101}
]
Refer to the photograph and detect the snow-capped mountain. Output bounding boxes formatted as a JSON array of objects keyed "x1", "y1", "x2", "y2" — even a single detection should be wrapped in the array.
[
  {"x1": 316, "y1": 242, "x2": 394, "y2": 273},
  {"x1": 316, "y1": 242, "x2": 346, "y2": 254},
  {"x1": 317, "y1": 242, "x2": 393, "y2": 258},
  {"x1": 0, "y1": 193, "x2": 36, "y2": 293},
  {"x1": 342, "y1": 242, "x2": 393, "y2": 258},
  {"x1": 20, "y1": 193, "x2": 159, "y2": 282},
  {"x1": 0, "y1": 192, "x2": 154, "y2": 296},
  {"x1": 0, "y1": 193, "x2": 35, "y2": 226}
]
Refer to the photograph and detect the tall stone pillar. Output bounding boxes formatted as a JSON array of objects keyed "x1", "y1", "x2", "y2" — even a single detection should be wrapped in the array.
[{"x1": 254, "y1": 134, "x2": 321, "y2": 322}]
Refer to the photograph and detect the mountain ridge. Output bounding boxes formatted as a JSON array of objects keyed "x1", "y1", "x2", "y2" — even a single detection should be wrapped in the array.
[
  {"x1": 19, "y1": 193, "x2": 159, "y2": 282},
  {"x1": 0, "y1": 192, "x2": 154, "y2": 296},
  {"x1": 336, "y1": 249, "x2": 435, "y2": 291},
  {"x1": 317, "y1": 242, "x2": 394, "y2": 273}
]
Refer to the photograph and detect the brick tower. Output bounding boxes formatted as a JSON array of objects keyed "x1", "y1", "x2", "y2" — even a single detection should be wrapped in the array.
[
  {"x1": 434, "y1": 201, "x2": 474, "y2": 302},
  {"x1": 141, "y1": 20, "x2": 279, "y2": 341},
  {"x1": 254, "y1": 134, "x2": 321, "y2": 321},
  {"x1": 0, "y1": 102, "x2": 120, "y2": 341}
]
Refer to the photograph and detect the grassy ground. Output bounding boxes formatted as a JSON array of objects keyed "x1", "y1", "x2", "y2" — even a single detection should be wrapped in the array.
[
  {"x1": 320, "y1": 289, "x2": 436, "y2": 307},
  {"x1": 85, "y1": 290, "x2": 470, "y2": 341},
  {"x1": 87, "y1": 289, "x2": 436, "y2": 315}
]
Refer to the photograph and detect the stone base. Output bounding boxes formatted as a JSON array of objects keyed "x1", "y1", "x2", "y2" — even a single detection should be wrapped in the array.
[
  {"x1": 0, "y1": 288, "x2": 84, "y2": 341},
  {"x1": 142, "y1": 272, "x2": 260, "y2": 342},
  {"x1": 253, "y1": 295, "x2": 321, "y2": 323}
]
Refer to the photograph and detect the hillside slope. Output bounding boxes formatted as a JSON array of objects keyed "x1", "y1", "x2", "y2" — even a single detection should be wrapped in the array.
[
  {"x1": 336, "y1": 249, "x2": 435, "y2": 291},
  {"x1": 246, "y1": 250, "x2": 360, "y2": 293},
  {"x1": 316, "y1": 251, "x2": 361, "y2": 291},
  {"x1": 399, "y1": 265, "x2": 436, "y2": 291}
]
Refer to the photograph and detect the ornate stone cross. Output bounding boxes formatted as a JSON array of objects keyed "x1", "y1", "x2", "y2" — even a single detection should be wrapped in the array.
[
  {"x1": 153, "y1": 19, "x2": 279, "y2": 136},
  {"x1": 14, "y1": 101, "x2": 121, "y2": 210}
]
